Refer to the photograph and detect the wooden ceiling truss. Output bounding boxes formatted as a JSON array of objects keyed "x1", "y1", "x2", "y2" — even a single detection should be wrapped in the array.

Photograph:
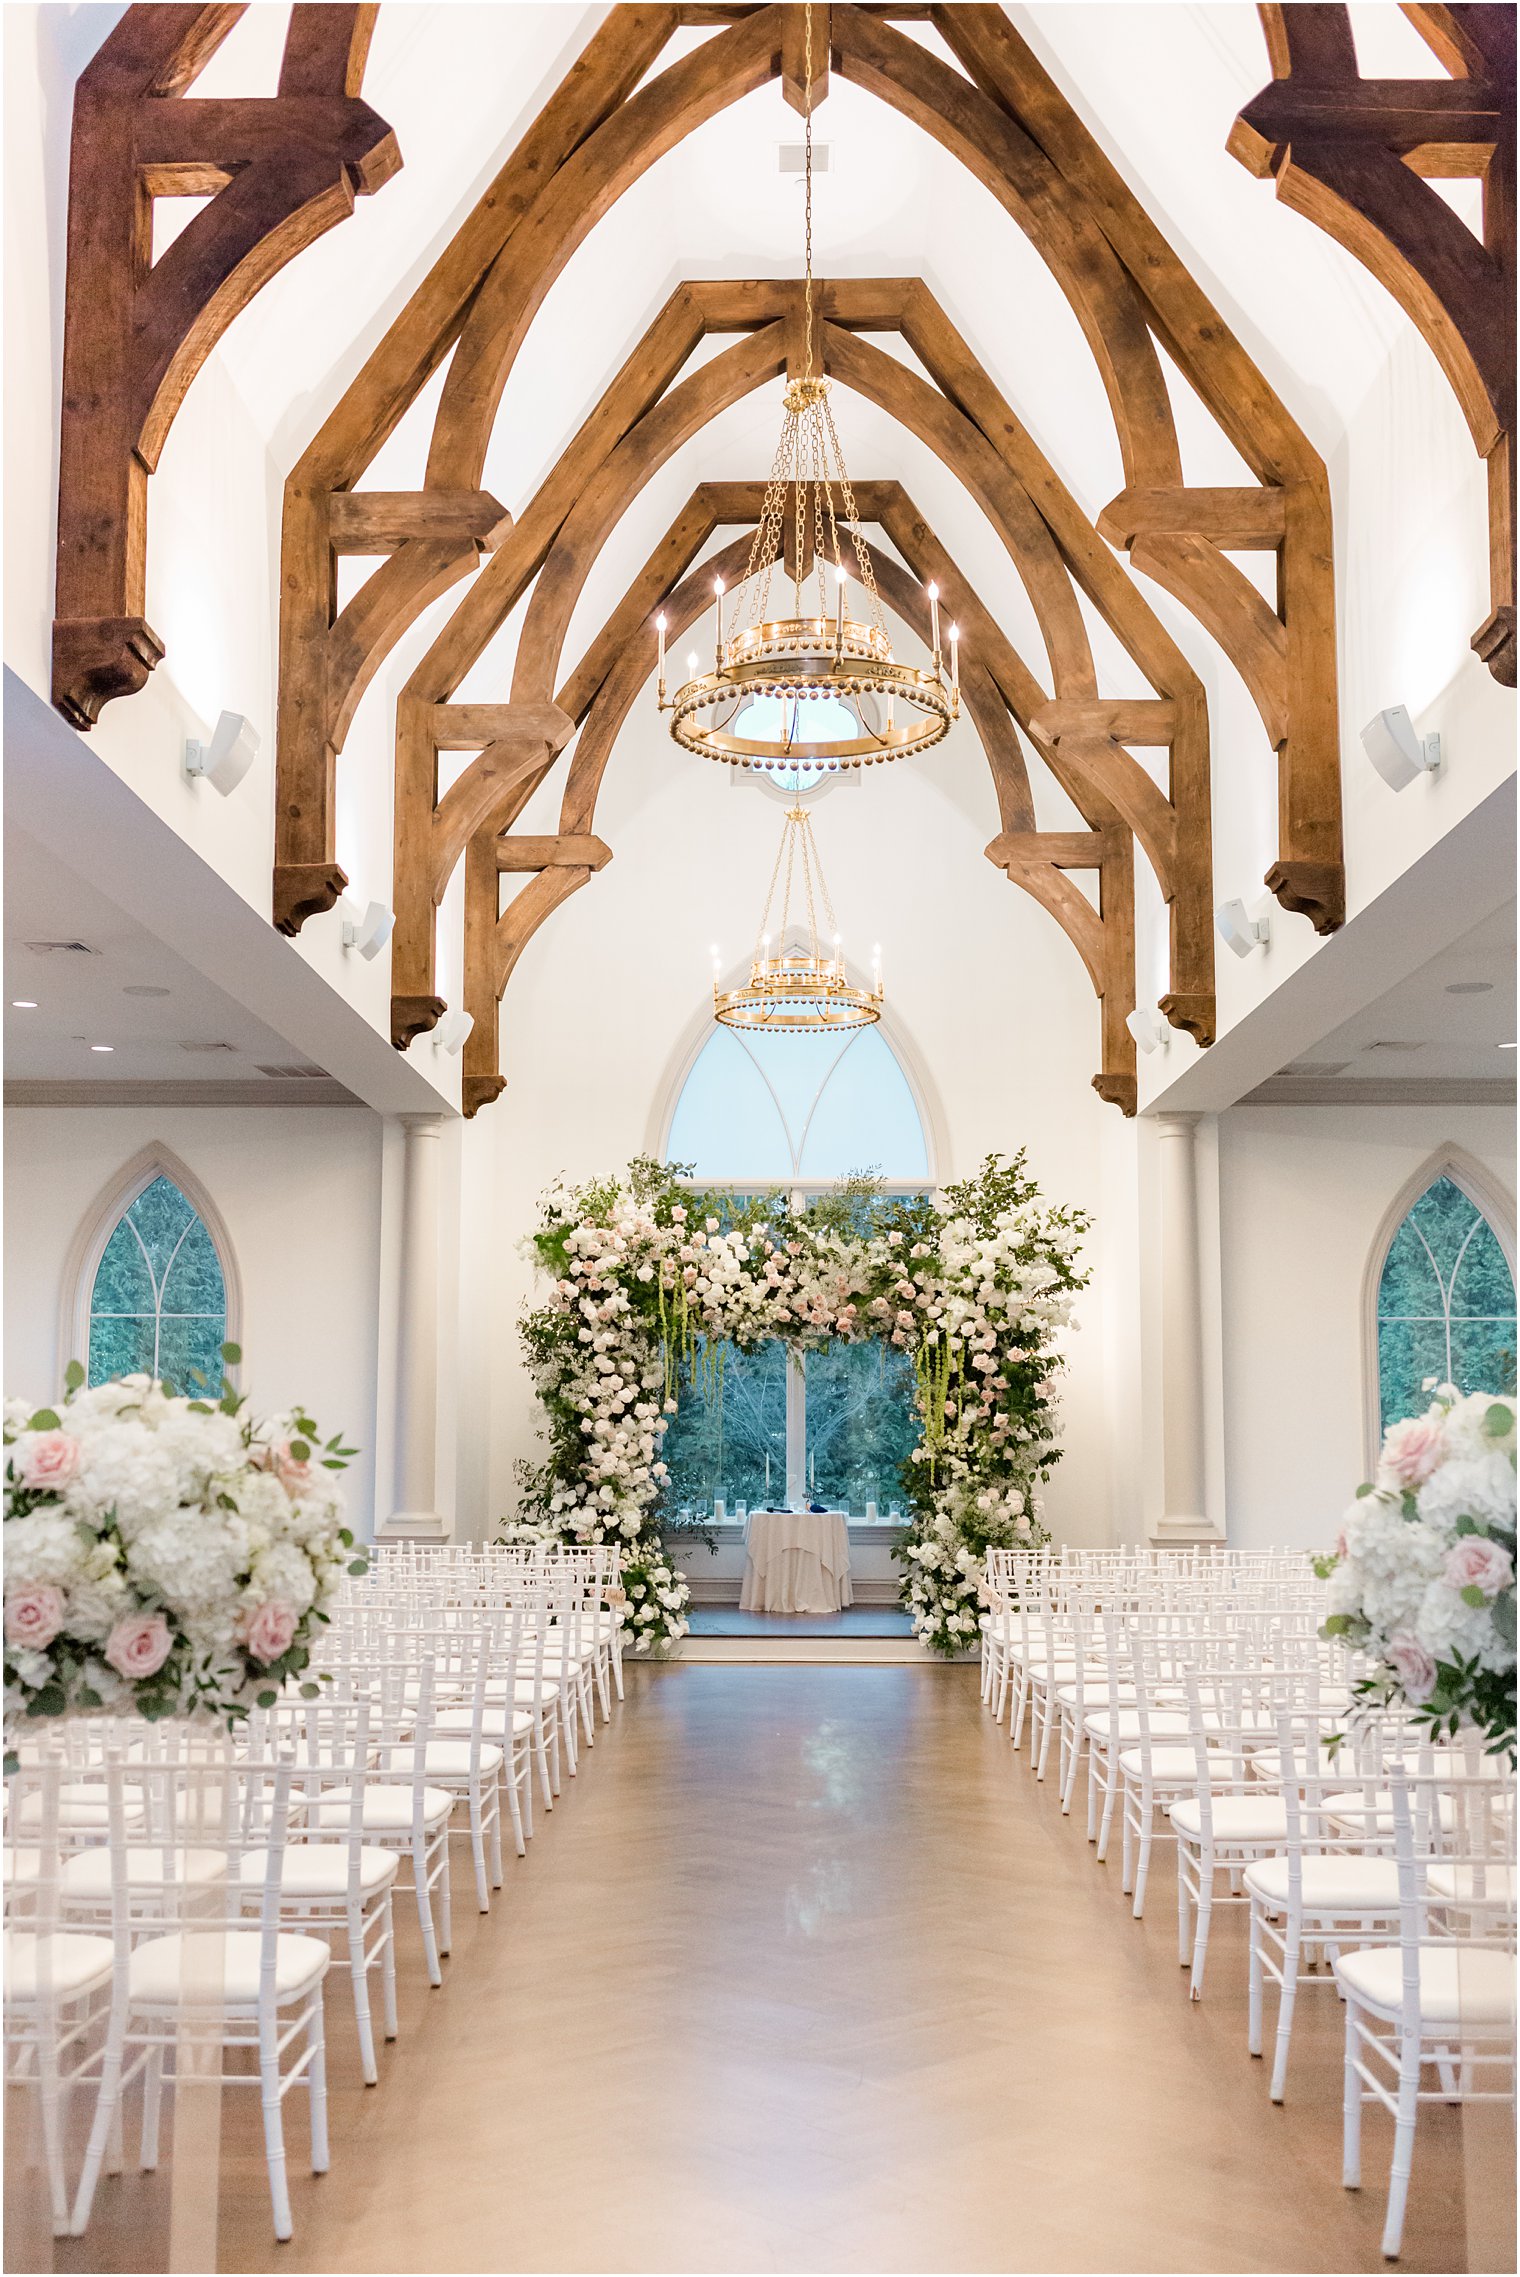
[
  {"x1": 1230, "y1": 2, "x2": 1516, "y2": 685},
  {"x1": 458, "y1": 474, "x2": 1145, "y2": 1116},
  {"x1": 50, "y1": 5, "x2": 1365, "y2": 1118},
  {"x1": 262, "y1": 2, "x2": 1350, "y2": 1117},
  {"x1": 52, "y1": 3, "x2": 399, "y2": 730}
]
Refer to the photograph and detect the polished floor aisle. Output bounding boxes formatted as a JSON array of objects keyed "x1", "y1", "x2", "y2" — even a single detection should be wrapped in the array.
[{"x1": 52, "y1": 1666, "x2": 1503, "y2": 2274}]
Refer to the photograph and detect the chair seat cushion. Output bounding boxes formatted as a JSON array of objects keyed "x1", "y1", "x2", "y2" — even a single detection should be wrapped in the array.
[
  {"x1": 314, "y1": 1784, "x2": 454, "y2": 1832},
  {"x1": 1323, "y1": 1790, "x2": 1457, "y2": 1835},
  {"x1": 1119, "y1": 1746, "x2": 1231, "y2": 1784},
  {"x1": 1169, "y1": 1795, "x2": 1289, "y2": 1843},
  {"x1": 4, "y1": 1929, "x2": 115, "y2": 2004},
  {"x1": 434, "y1": 1707, "x2": 533, "y2": 1739},
  {"x1": 1084, "y1": 1709, "x2": 1191, "y2": 1739},
  {"x1": 15, "y1": 1782, "x2": 145, "y2": 1830},
  {"x1": 1244, "y1": 1854, "x2": 1403, "y2": 1912},
  {"x1": 128, "y1": 1930, "x2": 330, "y2": 2008},
  {"x1": 59, "y1": 1847, "x2": 228, "y2": 1900},
  {"x1": 238, "y1": 1844, "x2": 399, "y2": 1898},
  {"x1": 1334, "y1": 1944, "x2": 1515, "y2": 2027},
  {"x1": 380, "y1": 1742, "x2": 504, "y2": 1779},
  {"x1": 1426, "y1": 1862, "x2": 1516, "y2": 1906}
]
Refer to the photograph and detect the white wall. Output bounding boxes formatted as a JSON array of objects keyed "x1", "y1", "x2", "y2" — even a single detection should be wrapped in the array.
[
  {"x1": 1217, "y1": 1104, "x2": 1516, "y2": 1553},
  {"x1": 3, "y1": 1106, "x2": 387, "y2": 1536}
]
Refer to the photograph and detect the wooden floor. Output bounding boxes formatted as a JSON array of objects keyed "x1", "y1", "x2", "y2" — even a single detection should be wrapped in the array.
[{"x1": 23, "y1": 1666, "x2": 1514, "y2": 2274}]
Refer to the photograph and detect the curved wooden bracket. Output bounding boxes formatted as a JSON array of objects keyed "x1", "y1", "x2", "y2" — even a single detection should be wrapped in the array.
[
  {"x1": 53, "y1": 4, "x2": 399, "y2": 729},
  {"x1": 1230, "y1": 0, "x2": 1516, "y2": 684}
]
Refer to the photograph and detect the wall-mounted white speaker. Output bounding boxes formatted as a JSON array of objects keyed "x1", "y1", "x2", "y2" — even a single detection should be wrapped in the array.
[
  {"x1": 1360, "y1": 705, "x2": 1441, "y2": 791},
  {"x1": 184, "y1": 711, "x2": 259, "y2": 797},
  {"x1": 340, "y1": 900, "x2": 395, "y2": 961}
]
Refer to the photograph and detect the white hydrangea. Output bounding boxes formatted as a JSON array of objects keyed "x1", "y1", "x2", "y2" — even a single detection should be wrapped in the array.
[
  {"x1": 126, "y1": 1507, "x2": 249, "y2": 1617},
  {"x1": 4, "y1": 1507, "x2": 91, "y2": 1586},
  {"x1": 246, "y1": 1541, "x2": 318, "y2": 1615},
  {"x1": 65, "y1": 1419, "x2": 184, "y2": 1539}
]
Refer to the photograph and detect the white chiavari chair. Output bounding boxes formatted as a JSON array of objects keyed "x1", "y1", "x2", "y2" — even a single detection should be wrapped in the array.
[
  {"x1": 4, "y1": 1753, "x2": 118, "y2": 2234},
  {"x1": 1336, "y1": 1761, "x2": 1516, "y2": 2260},
  {"x1": 69, "y1": 1748, "x2": 330, "y2": 2245},
  {"x1": 1243, "y1": 1709, "x2": 1406, "y2": 2104},
  {"x1": 239, "y1": 1698, "x2": 400, "y2": 2085}
]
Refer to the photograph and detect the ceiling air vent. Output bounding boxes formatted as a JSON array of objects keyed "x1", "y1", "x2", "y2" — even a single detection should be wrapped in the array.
[
  {"x1": 778, "y1": 141, "x2": 830, "y2": 174},
  {"x1": 180, "y1": 1040, "x2": 238, "y2": 1055},
  {"x1": 256, "y1": 1063, "x2": 326, "y2": 1080},
  {"x1": 25, "y1": 939, "x2": 99, "y2": 956}
]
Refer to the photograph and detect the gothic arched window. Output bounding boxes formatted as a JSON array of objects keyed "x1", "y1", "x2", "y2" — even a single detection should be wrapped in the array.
[
  {"x1": 1375, "y1": 1171, "x2": 1517, "y2": 1431},
  {"x1": 87, "y1": 1172, "x2": 229, "y2": 1391}
]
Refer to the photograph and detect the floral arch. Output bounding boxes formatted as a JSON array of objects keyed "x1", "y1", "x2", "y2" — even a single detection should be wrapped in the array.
[{"x1": 508, "y1": 1152, "x2": 1089, "y2": 1655}]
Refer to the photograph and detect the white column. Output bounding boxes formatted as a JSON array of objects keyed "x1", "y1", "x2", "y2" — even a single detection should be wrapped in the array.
[
  {"x1": 1155, "y1": 1113, "x2": 1215, "y2": 1539},
  {"x1": 384, "y1": 1115, "x2": 448, "y2": 1540}
]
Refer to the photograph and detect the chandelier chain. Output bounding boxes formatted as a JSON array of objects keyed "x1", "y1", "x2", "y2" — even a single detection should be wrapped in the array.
[{"x1": 657, "y1": 0, "x2": 957, "y2": 775}]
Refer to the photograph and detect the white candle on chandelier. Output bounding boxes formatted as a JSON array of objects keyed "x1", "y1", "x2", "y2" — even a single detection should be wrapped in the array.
[
  {"x1": 949, "y1": 621, "x2": 960, "y2": 697},
  {"x1": 927, "y1": 580, "x2": 941, "y2": 659},
  {"x1": 687, "y1": 652, "x2": 699, "y2": 682},
  {"x1": 656, "y1": 611, "x2": 667, "y2": 700},
  {"x1": 833, "y1": 930, "x2": 844, "y2": 982},
  {"x1": 872, "y1": 941, "x2": 883, "y2": 995},
  {"x1": 835, "y1": 563, "x2": 848, "y2": 653},
  {"x1": 713, "y1": 577, "x2": 725, "y2": 670}
]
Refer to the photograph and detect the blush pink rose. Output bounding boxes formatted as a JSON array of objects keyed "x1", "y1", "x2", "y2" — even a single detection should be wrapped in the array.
[
  {"x1": 104, "y1": 1611, "x2": 172, "y2": 1682},
  {"x1": 17, "y1": 1431, "x2": 81, "y2": 1492},
  {"x1": 241, "y1": 1601, "x2": 298, "y2": 1664},
  {"x1": 5, "y1": 1585, "x2": 66, "y2": 1650},
  {"x1": 1381, "y1": 1413, "x2": 1445, "y2": 1489},
  {"x1": 1385, "y1": 1631, "x2": 1438, "y2": 1704},
  {"x1": 1445, "y1": 1537, "x2": 1515, "y2": 1596}
]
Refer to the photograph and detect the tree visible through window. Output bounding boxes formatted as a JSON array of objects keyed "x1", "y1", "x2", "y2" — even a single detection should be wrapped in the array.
[
  {"x1": 661, "y1": 1019, "x2": 929, "y2": 1518},
  {"x1": 1376, "y1": 1173, "x2": 1516, "y2": 1430},
  {"x1": 88, "y1": 1174, "x2": 228, "y2": 1390}
]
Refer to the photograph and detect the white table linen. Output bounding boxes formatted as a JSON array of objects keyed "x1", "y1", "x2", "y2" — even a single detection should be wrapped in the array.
[{"x1": 740, "y1": 1509, "x2": 853, "y2": 1614}]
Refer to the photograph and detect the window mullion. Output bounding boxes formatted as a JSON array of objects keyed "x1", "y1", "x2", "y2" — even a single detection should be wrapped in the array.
[{"x1": 785, "y1": 1182, "x2": 807, "y2": 1506}]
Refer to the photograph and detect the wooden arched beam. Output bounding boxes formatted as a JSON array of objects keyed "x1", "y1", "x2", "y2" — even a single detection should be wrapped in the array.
[
  {"x1": 462, "y1": 492, "x2": 1138, "y2": 1117},
  {"x1": 388, "y1": 327, "x2": 790, "y2": 1032},
  {"x1": 510, "y1": 323, "x2": 1096, "y2": 710},
  {"x1": 1229, "y1": 0, "x2": 1516, "y2": 684},
  {"x1": 497, "y1": 321, "x2": 1212, "y2": 1047},
  {"x1": 276, "y1": 7, "x2": 1340, "y2": 940},
  {"x1": 432, "y1": 5, "x2": 1175, "y2": 497},
  {"x1": 53, "y1": 4, "x2": 399, "y2": 730},
  {"x1": 396, "y1": 308, "x2": 1110, "y2": 1031}
]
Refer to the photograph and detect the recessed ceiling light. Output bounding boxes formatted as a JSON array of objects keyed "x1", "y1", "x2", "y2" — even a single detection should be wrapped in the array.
[
  {"x1": 1445, "y1": 980, "x2": 1493, "y2": 995},
  {"x1": 90, "y1": 1043, "x2": 114, "y2": 1053},
  {"x1": 11, "y1": 1000, "x2": 38, "y2": 1009},
  {"x1": 1500, "y1": 1042, "x2": 1517, "y2": 1052},
  {"x1": 123, "y1": 984, "x2": 171, "y2": 999}
]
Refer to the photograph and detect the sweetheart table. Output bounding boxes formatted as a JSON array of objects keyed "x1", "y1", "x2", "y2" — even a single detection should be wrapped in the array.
[{"x1": 740, "y1": 1508, "x2": 853, "y2": 1614}]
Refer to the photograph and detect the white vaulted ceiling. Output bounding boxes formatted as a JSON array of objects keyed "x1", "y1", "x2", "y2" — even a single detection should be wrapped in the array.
[{"x1": 179, "y1": 4, "x2": 1465, "y2": 551}]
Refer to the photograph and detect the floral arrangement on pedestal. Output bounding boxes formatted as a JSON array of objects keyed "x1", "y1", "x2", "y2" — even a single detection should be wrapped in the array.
[
  {"x1": 1319, "y1": 1387, "x2": 1516, "y2": 1757},
  {"x1": 4, "y1": 1349, "x2": 365, "y2": 1755},
  {"x1": 509, "y1": 1154, "x2": 1089, "y2": 1655}
]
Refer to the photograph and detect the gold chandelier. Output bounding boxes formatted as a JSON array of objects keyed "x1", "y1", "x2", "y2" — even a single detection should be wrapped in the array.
[
  {"x1": 656, "y1": 2, "x2": 959, "y2": 776},
  {"x1": 714, "y1": 805, "x2": 882, "y2": 1032}
]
